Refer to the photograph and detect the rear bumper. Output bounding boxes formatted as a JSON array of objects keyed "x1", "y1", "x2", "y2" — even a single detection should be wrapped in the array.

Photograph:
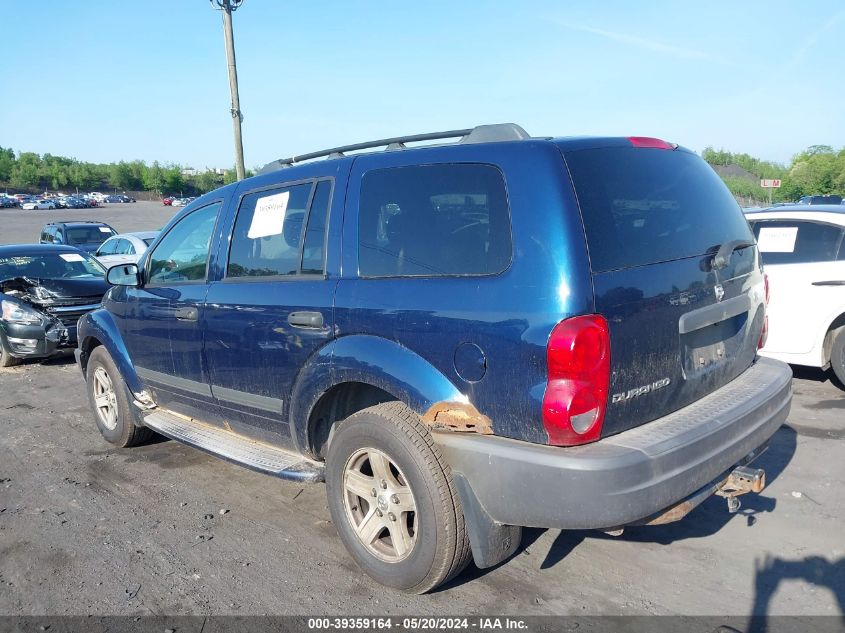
[{"x1": 434, "y1": 356, "x2": 792, "y2": 530}]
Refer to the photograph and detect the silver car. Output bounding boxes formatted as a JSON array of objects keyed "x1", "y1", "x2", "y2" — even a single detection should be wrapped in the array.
[{"x1": 94, "y1": 231, "x2": 159, "y2": 268}]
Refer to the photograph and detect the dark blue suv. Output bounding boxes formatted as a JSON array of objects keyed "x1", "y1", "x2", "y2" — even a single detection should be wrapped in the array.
[{"x1": 76, "y1": 124, "x2": 792, "y2": 592}]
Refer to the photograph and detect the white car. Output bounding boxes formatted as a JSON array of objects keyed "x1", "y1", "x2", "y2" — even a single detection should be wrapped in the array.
[
  {"x1": 94, "y1": 231, "x2": 160, "y2": 268},
  {"x1": 22, "y1": 199, "x2": 57, "y2": 210},
  {"x1": 745, "y1": 205, "x2": 845, "y2": 384}
]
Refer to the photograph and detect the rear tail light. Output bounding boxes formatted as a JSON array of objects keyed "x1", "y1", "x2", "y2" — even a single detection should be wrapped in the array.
[
  {"x1": 627, "y1": 136, "x2": 675, "y2": 150},
  {"x1": 542, "y1": 315, "x2": 610, "y2": 446}
]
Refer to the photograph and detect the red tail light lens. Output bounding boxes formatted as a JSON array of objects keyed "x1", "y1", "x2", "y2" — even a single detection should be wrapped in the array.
[
  {"x1": 542, "y1": 315, "x2": 611, "y2": 446},
  {"x1": 627, "y1": 136, "x2": 675, "y2": 150}
]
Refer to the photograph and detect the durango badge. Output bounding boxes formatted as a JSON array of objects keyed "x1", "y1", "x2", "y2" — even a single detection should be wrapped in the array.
[{"x1": 612, "y1": 377, "x2": 672, "y2": 404}]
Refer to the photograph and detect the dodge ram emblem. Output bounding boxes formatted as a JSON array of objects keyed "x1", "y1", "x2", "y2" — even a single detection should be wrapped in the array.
[{"x1": 714, "y1": 283, "x2": 725, "y2": 302}]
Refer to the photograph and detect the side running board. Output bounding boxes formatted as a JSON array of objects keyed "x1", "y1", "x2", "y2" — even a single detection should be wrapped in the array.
[{"x1": 142, "y1": 409, "x2": 324, "y2": 482}]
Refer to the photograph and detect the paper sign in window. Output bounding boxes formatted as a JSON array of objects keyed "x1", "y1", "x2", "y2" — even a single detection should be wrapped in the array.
[
  {"x1": 247, "y1": 191, "x2": 290, "y2": 239},
  {"x1": 60, "y1": 253, "x2": 85, "y2": 262},
  {"x1": 757, "y1": 227, "x2": 798, "y2": 253},
  {"x1": 99, "y1": 227, "x2": 112, "y2": 233}
]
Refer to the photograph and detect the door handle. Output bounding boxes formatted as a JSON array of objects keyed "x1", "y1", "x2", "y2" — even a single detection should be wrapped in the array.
[
  {"x1": 288, "y1": 311, "x2": 324, "y2": 329},
  {"x1": 811, "y1": 280, "x2": 845, "y2": 286},
  {"x1": 174, "y1": 306, "x2": 199, "y2": 321}
]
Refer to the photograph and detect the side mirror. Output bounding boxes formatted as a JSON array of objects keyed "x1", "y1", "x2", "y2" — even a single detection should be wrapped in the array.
[{"x1": 107, "y1": 263, "x2": 141, "y2": 287}]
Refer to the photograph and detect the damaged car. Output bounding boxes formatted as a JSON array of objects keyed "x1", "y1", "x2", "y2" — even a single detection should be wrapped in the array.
[{"x1": 0, "y1": 244, "x2": 109, "y2": 367}]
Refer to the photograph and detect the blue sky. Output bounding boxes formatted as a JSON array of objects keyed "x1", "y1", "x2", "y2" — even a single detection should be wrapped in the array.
[{"x1": 4, "y1": 1, "x2": 844, "y2": 169}]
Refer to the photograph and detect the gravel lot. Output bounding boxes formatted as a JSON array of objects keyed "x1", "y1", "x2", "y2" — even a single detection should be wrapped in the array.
[{"x1": 0, "y1": 202, "x2": 843, "y2": 616}]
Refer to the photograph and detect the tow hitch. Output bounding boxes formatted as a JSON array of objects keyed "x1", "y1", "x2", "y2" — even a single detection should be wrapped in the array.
[
  {"x1": 715, "y1": 465, "x2": 766, "y2": 513},
  {"x1": 629, "y1": 448, "x2": 770, "y2": 528}
]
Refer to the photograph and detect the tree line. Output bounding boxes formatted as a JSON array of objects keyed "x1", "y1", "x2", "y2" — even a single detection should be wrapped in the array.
[
  {"x1": 2, "y1": 143, "x2": 843, "y2": 203},
  {"x1": 0, "y1": 147, "x2": 252, "y2": 197},
  {"x1": 702, "y1": 144, "x2": 845, "y2": 203}
]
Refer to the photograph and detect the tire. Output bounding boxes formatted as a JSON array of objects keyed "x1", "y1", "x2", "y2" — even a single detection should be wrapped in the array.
[
  {"x1": 831, "y1": 329, "x2": 845, "y2": 387},
  {"x1": 325, "y1": 402, "x2": 472, "y2": 593},
  {"x1": 0, "y1": 336, "x2": 21, "y2": 367},
  {"x1": 86, "y1": 346, "x2": 153, "y2": 447}
]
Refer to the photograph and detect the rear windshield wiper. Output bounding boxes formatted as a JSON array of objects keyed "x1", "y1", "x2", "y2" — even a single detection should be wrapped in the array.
[{"x1": 712, "y1": 239, "x2": 755, "y2": 270}]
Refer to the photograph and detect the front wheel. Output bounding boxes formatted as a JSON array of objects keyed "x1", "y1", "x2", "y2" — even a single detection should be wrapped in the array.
[
  {"x1": 325, "y1": 402, "x2": 471, "y2": 593},
  {"x1": 86, "y1": 346, "x2": 153, "y2": 447},
  {"x1": 0, "y1": 336, "x2": 21, "y2": 367}
]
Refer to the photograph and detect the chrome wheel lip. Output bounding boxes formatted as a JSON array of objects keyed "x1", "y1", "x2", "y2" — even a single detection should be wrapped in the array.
[
  {"x1": 92, "y1": 366, "x2": 118, "y2": 431},
  {"x1": 342, "y1": 447, "x2": 418, "y2": 563}
]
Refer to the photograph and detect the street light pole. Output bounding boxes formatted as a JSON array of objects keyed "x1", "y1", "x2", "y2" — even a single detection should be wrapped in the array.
[{"x1": 211, "y1": 0, "x2": 245, "y2": 181}]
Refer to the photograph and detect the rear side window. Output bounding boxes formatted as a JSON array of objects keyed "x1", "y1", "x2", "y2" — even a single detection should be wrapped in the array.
[
  {"x1": 227, "y1": 179, "x2": 332, "y2": 278},
  {"x1": 358, "y1": 164, "x2": 512, "y2": 277},
  {"x1": 749, "y1": 220, "x2": 844, "y2": 265},
  {"x1": 97, "y1": 238, "x2": 118, "y2": 255},
  {"x1": 565, "y1": 147, "x2": 754, "y2": 273}
]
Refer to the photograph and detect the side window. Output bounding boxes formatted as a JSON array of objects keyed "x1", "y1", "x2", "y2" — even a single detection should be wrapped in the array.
[
  {"x1": 54, "y1": 230, "x2": 64, "y2": 244},
  {"x1": 148, "y1": 202, "x2": 220, "y2": 284},
  {"x1": 227, "y1": 182, "x2": 313, "y2": 278},
  {"x1": 358, "y1": 164, "x2": 512, "y2": 277},
  {"x1": 97, "y1": 238, "x2": 118, "y2": 256},
  {"x1": 125, "y1": 241, "x2": 136, "y2": 255},
  {"x1": 752, "y1": 220, "x2": 845, "y2": 265}
]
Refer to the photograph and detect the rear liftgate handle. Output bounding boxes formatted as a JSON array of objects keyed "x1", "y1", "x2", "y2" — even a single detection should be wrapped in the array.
[
  {"x1": 288, "y1": 311, "x2": 324, "y2": 329},
  {"x1": 174, "y1": 306, "x2": 199, "y2": 322}
]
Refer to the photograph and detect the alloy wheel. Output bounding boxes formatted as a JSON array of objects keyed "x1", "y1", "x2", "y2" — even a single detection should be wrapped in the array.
[{"x1": 342, "y1": 447, "x2": 418, "y2": 562}]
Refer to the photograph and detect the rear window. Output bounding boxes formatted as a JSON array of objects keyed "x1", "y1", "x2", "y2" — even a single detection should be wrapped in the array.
[
  {"x1": 66, "y1": 226, "x2": 114, "y2": 244},
  {"x1": 564, "y1": 147, "x2": 754, "y2": 273}
]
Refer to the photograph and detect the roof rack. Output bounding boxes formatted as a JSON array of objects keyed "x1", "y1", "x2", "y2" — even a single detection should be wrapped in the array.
[
  {"x1": 259, "y1": 123, "x2": 530, "y2": 174},
  {"x1": 49, "y1": 220, "x2": 110, "y2": 225}
]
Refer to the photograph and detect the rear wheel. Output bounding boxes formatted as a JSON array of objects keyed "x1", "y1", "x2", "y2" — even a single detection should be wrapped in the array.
[
  {"x1": 831, "y1": 329, "x2": 845, "y2": 387},
  {"x1": 0, "y1": 337, "x2": 21, "y2": 367},
  {"x1": 86, "y1": 346, "x2": 153, "y2": 447},
  {"x1": 325, "y1": 402, "x2": 471, "y2": 593}
]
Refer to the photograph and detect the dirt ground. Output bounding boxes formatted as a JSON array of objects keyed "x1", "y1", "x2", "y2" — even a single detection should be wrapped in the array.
[{"x1": 0, "y1": 202, "x2": 843, "y2": 616}]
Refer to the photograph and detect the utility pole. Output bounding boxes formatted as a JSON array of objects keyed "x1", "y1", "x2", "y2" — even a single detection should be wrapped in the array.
[{"x1": 210, "y1": 0, "x2": 245, "y2": 181}]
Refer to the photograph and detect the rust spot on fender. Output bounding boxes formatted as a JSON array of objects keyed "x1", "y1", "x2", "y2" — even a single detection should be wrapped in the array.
[{"x1": 422, "y1": 401, "x2": 493, "y2": 435}]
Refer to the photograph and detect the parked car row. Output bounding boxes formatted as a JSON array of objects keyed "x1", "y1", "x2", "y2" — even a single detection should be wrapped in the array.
[
  {"x1": 162, "y1": 196, "x2": 197, "y2": 207},
  {"x1": 1, "y1": 191, "x2": 139, "y2": 210}
]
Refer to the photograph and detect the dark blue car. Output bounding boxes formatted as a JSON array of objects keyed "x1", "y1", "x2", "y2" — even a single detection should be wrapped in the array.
[{"x1": 76, "y1": 124, "x2": 792, "y2": 592}]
